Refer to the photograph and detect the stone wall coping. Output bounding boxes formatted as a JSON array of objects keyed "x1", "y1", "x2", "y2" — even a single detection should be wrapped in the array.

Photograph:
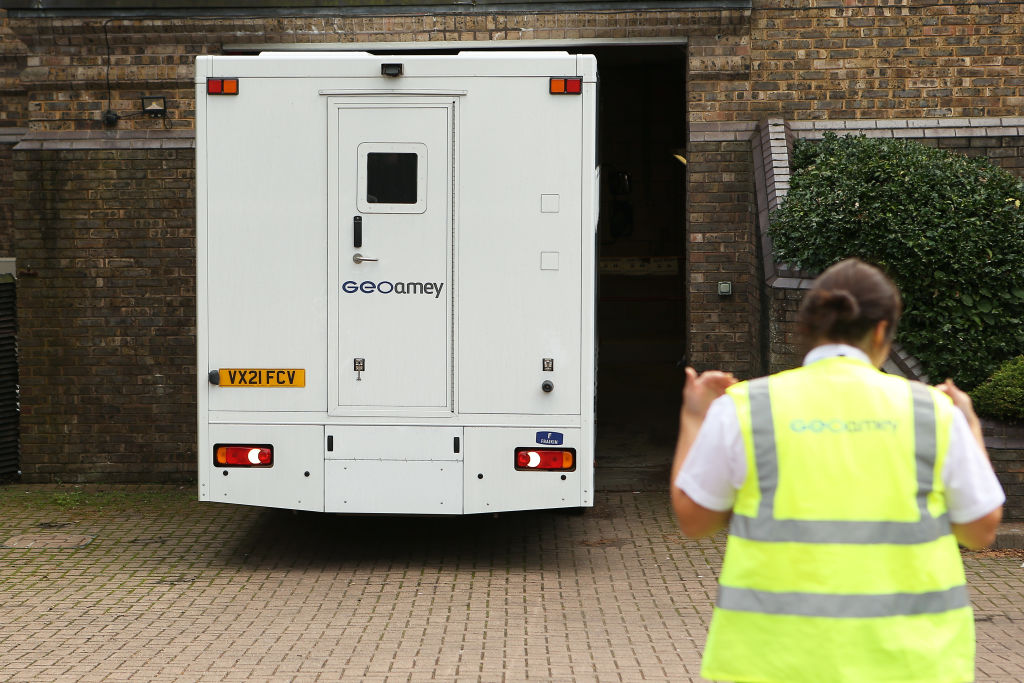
[
  {"x1": 765, "y1": 275, "x2": 813, "y2": 290},
  {"x1": 20, "y1": 130, "x2": 194, "y2": 139},
  {"x1": 697, "y1": 118, "x2": 1024, "y2": 131},
  {"x1": 695, "y1": 117, "x2": 1024, "y2": 143},
  {"x1": 795, "y1": 126, "x2": 1024, "y2": 140},
  {"x1": 228, "y1": 35, "x2": 694, "y2": 54},
  {"x1": 14, "y1": 129, "x2": 195, "y2": 150},
  {"x1": 981, "y1": 420, "x2": 1024, "y2": 450},
  {"x1": 0, "y1": 127, "x2": 27, "y2": 145},
  {"x1": 787, "y1": 117, "x2": 1024, "y2": 130}
]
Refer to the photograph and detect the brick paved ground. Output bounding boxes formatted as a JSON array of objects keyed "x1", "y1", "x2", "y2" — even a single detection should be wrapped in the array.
[{"x1": 0, "y1": 486, "x2": 1021, "y2": 682}]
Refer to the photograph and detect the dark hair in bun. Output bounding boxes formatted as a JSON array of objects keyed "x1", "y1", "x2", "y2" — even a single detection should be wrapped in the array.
[{"x1": 798, "y1": 258, "x2": 901, "y2": 344}]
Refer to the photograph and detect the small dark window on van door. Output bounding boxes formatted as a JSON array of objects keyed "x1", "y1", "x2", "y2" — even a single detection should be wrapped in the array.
[{"x1": 366, "y1": 152, "x2": 418, "y2": 204}]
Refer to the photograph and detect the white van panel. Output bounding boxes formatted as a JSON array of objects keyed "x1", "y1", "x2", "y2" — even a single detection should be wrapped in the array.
[
  {"x1": 203, "y1": 78, "x2": 327, "y2": 414},
  {"x1": 325, "y1": 460, "x2": 462, "y2": 514},
  {"x1": 456, "y1": 77, "x2": 583, "y2": 416},
  {"x1": 463, "y1": 427, "x2": 584, "y2": 513},
  {"x1": 204, "y1": 424, "x2": 324, "y2": 511}
]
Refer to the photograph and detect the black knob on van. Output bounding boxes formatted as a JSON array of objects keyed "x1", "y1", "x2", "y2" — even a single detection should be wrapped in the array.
[
  {"x1": 208, "y1": 370, "x2": 220, "y2": 385},
  {"x1": 542, "y1": 380, "x2": 554, "y2": 393}
]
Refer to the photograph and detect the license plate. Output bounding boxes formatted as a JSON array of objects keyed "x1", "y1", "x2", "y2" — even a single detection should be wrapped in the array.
[{"x1": 219, "y1": 369, "x2": 305, "y2": 387}]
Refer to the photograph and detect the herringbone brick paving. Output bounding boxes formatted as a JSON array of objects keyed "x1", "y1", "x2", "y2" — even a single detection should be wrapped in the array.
[{"x1": 0, "y1": 486, "x2": 1020, "y2": 682}]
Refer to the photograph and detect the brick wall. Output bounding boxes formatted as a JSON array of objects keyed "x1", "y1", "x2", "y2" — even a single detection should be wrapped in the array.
[
  {"x1": 0, "y1": 12, "x2": 26, "y2": 253},
  {"x1": 765, "y1": 286, "x2": 804, "y2": 371},
  {"x1": 0, "y1": 12, "x2": 25, "y2": 129},
  {"x1": 747, "y1": 0, "x2": 1024, "y2": 121},
  {"x1": 5, "y1": 9, "x2": 750, "y2": 136},
  {"x1": 685, "y1": 138, "x2": 760, "y2": 374},
  {"x1": 993, "y1": 448, "x2": 1024, "y2": 522},
  {"x1": 931, "y1": 134, "x2": 1024, "y2": 173},
  {"x1": 983, "y1": 421, "x2": 1024, "y2": 522},
  {"x1": 685, "y1": 23, "x2": 762, "y2": 377},
  {"x1": 0, "y1": 143, "x2": 14, "y2": 256},
  {"x1": 12, "y1": 147, "x2": 195, "y2": 482}
]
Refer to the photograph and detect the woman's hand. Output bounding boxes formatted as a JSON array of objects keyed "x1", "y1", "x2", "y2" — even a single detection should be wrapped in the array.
[
  {"x1": 681, "y1": 367, "x2": 737, "y2": 425},
  {"x1": 936, "y1": 378, "x2": 987, "y2": 454},
  {"x1": 935, "y1": 378, "x2": 973, "y2": 415},
  {"x1": 672, "y1": 367, "x2": 738, "y2": 539}
]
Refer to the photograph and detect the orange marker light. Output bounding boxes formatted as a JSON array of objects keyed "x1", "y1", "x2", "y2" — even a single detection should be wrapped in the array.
[{"x1": 549, "y1": 77, "x2": 582, "y2": 95}]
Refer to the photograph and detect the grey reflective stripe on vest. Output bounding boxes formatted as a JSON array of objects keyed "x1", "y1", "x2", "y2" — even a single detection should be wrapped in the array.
[
  {"x1": 747, "y1": 377, "x2": 777, "y2": 521},
  {"x1": 910, "y1": 381, "x2": 937, "y2": 520},
  {"x1": 732, "y1": 377, "x2": 949, "y2": 545},
  {"x1": 729, "y1": 513, "x2": 952, "y2": 545},
  {"x1": 718, "y1": 584, "x2": 969, "y2": 618}
]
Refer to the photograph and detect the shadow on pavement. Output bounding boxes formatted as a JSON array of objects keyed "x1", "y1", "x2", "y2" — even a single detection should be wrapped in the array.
[{"x1": 220, "y1": 504, "x2": 608, "y2": 572}]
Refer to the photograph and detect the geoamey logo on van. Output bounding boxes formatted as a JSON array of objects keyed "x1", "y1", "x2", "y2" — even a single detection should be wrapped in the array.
[{"x1": 342, "y1": 280, "x2": 445, "y2": 299}]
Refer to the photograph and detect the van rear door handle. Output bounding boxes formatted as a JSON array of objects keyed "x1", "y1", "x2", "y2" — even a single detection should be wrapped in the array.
[{"x1": 352, "y1": 253, "x2": 378, "y2": 264}]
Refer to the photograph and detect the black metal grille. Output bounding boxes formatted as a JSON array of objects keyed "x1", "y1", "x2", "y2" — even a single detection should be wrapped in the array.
[{"x1": 0, "y1": 275, "x2": 18, "y2": 480}]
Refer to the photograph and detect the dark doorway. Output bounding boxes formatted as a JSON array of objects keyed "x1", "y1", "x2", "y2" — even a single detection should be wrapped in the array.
[
  {"x1": 584, "y1": 46, "x2": 688, "y2": 491},
  {"x1": 0, "y1": 274, "x2": 18, "y2": 481}
]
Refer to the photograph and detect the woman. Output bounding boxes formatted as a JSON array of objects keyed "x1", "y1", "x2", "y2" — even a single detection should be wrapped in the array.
[{"x1": 671, "y1": 258, "x2": 1004, "y2": 683}]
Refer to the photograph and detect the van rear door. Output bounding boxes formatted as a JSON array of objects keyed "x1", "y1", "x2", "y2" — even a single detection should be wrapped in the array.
[{"x1": 327, "y1": 98, "x2": 454, "y2": 414}]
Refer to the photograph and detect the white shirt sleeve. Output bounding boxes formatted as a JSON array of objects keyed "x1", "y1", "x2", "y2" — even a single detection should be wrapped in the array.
[
  {"x1": 673, "y1": 395, "x2": 748, "y2": 512},
  {"x1": 942, "y1": 408, "x2": 1005, "y2": 524}
]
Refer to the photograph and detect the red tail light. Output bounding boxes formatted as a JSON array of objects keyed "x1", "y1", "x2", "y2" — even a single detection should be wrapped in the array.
[
  {"x1": 207, "y1": 78, "x2": 239, "y2": 95},
  {"x1": 215, "y1": 445, "x2": 273, "y2": 467},
  {"x1": 550, "y1": 77, "x2": 583, "y2": 95},
  {"x1": 515, "y1": 448, "x2": 575, "y2": 471}
]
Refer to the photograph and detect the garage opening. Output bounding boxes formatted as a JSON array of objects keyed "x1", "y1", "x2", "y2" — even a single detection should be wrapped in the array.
[{"x1": 585, "y1": 45, "x2": 688, "y2": 492}]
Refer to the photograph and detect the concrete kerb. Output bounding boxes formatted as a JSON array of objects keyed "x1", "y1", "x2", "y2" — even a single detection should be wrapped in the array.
[{"x1": 995, "y1": 522, "x2": 1024, "y2": 550}]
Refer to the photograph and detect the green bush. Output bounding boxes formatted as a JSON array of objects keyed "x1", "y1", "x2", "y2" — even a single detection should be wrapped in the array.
[
  {"x1": 971, "y1": 356, "x2": 1024, "y2": 424},
  {"x1": 770, "y1": 133, "x2": 1024, "y2": 389}
]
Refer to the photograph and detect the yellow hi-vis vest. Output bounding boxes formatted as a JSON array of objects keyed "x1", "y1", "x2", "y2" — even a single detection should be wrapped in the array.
[{"x1": 701, "y1": 356, "x2": 973, "y2": 683}]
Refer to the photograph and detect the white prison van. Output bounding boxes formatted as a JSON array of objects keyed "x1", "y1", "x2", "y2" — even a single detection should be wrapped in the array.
[{"x1": 196, "y1": 51, "x2": 598, "y2": 514}]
